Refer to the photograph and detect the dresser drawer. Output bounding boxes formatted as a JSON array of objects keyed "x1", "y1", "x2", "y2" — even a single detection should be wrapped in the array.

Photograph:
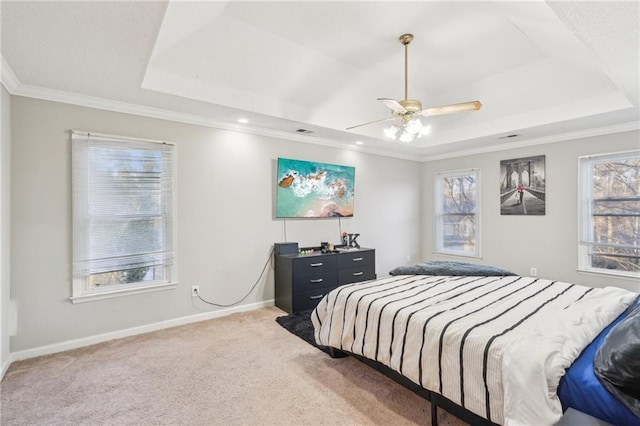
[
  {"x1": 292, "y1": 271, "x2": 337, "y2": 291},
  {"x1": 292, "y1": 254, "x2": 338, "y2": 276},
  {"x1": 293, "y1": 287, "x2": 334, "y2": 312},
  {"x1": 339, "y1": 266, "x2": 376, "y2": 285},
  {"x1": 338, "y1": 250, "x2": 374, "y2": 269}
]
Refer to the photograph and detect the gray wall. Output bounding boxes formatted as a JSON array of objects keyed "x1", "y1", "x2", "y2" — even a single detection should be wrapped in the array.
[
  {"x1": 1, "y1": 86, "x2": 11, "y2": 372},
  {"x1": 7, "y1": 93, "x2": 638, "y2": 356},
  {"x1": 9, "y1": 96, "x2": 422, "y2": 352},
  {"x1": 422, "y1": 130, "x2": 640, "y2": 293}
]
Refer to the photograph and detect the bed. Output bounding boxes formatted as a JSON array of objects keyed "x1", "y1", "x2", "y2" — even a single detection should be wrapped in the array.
[{"x1": 311, "y1": 264, "x2": 639, "y2": 426}]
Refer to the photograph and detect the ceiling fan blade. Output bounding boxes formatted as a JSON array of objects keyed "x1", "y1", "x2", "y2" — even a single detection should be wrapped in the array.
[
  {"x1": 378, "y1": 98, "x2": 407, "y2": 114},
  {"x1": 346, "y1": 116, "x2": 398, "y2": 130},
  {"x1": 419, "y1": 101, "x2": 482, "y2": 117}
]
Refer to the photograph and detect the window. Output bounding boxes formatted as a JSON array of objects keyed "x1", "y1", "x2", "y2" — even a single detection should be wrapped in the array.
[
  {"x1": 434, "y1": 169, "x2": 480, "y2": 258},
  {"x1": 579, "y1": 151, "x2": 639, "y2": 278},
  {"x1": 72, "y1": 131, "x2": 177, "y2": 302}
]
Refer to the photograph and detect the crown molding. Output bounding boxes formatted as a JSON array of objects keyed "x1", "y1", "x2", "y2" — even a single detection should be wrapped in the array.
[
  {"x1": 7, "y1": 78, "x2": 419, "y2": 161},
  {"x1": 419, "y1": 121, "x2": 640, "y2": 162},
  {"x1": 1, "y1": 55, "x2": 19, "y2": 93}
]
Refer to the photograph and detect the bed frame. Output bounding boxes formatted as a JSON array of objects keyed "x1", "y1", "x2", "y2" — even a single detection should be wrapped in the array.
[{"x1": 329, "y1": 347, "x2": 499, "y2": 426}]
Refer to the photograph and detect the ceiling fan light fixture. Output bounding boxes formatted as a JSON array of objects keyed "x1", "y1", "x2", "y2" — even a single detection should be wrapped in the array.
[
  {"x1": 405, "y1": 118, "x2": 423, "y2": 135},
  {"x1": 384, "y1": 118, "x2": 425, "y2": 143},
  {"x1": 398, "y1": 131, "x2": 415, "y2": 143},
  {"x1": 384, "y1": 125, "x2": 399, "y2": 139}
]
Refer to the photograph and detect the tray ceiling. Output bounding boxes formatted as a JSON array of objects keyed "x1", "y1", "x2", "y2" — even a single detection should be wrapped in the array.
[{"x1": 2, "y1": 1, "x2": 638, "y2": 160}]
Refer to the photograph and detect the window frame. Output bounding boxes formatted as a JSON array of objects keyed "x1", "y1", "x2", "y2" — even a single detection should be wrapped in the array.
[
  {"x1": 71, "y1": 130, "x2": 178, "y2": 303},
  {"x1": 434, "y1": 168, "x2": 481, "y2": 259},
  {"x1": 578, "y1": 150, "x2": 640, "y2": 280}
]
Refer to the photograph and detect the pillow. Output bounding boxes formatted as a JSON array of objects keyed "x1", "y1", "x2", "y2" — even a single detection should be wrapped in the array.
[
  {"x1": 388, "y1": 261, "x2": 516, "y2": 277},
  {"x1": 594, "y1": 297, "x2": 640, "y2": 417}
]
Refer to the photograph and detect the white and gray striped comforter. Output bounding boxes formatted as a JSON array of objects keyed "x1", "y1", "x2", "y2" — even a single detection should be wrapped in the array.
[{"x1": 311, "y1": 275, "x2": 637, "y2": 426}]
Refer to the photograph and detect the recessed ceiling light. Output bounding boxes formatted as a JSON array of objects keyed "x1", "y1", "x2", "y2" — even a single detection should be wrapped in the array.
[
  {"x1": 355, "y1": 141, "x2": 364, "y2": 145},
  {"x1": 237, "y1": 118, "x2": 249, "y2": 124}
]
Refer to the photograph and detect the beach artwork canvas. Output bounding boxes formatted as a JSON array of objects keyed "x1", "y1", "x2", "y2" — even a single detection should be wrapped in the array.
[{"x1": 276, "y1": 158, "x2": 355, "y2": 218}]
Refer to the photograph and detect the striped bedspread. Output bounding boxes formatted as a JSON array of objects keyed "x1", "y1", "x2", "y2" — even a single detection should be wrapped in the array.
[{"x1": 311, "y1": 275, "x2": 636, "y2": 425}]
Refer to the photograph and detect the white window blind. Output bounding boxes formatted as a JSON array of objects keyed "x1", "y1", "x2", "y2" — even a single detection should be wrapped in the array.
[
  {"x1": 72, "y1": 131, "x2": 176, "y2": 302},
  {"x1": 579, "y1": 150, "x2": 639, "y2": 278},
  {"x1": 434, "y1": 169, "x2": 480, "y2": 258}
]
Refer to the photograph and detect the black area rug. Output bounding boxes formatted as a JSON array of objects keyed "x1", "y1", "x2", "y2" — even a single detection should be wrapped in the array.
[{"x1": 275, "y1": 310, "x2": 331, "y2": 355}]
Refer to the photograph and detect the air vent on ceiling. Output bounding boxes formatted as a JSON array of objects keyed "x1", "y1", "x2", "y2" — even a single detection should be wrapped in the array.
[
  {"x1": 295, "y1": 128, "x2": 314, "y2": 135},
  {"x1": 498, "y1": 134, "x2": 521, "y2": 139}
]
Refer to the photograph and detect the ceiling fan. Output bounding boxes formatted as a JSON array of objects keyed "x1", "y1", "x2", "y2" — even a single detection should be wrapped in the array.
[{"x1": 347, "y1": 33, "x2": 482, "y2": 142}]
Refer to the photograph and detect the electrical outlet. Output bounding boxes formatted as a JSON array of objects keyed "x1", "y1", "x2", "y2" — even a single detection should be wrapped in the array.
[
  {"x1": 191, "y1": 286, "x2": 199, "y2": 297},
  {"x1": 530, "y1": 267, "x2": 537, "y2": 277}
]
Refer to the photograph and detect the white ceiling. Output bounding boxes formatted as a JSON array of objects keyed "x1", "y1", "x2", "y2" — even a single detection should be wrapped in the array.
[{"x1": 1, "y1": 1, "x2": 638, "y2": 160}]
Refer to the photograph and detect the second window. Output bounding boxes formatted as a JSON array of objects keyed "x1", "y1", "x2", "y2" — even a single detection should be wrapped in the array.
[{"x1": 434, "y1": 169, "x2": 480, "y2": 258}]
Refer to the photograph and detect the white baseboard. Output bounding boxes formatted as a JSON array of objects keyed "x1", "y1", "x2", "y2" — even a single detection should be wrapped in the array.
[
  {"x1": 10, "y1": 299, "x2": 275, "y2": 363},
  {"x1": 1, "y1": 354, "x2": 13, "y2": 381}
]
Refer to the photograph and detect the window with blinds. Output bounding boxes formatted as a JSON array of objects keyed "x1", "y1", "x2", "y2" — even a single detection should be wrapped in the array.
[
  {"x1": 71, "y1": 131, "x2": 177, "y2": 302},
  {"x1": 434, "y1": 169, "x2": 480, "y2": 258},
  {"x1": 579, "y1": 150, "x2": 640, "y2": 278}
]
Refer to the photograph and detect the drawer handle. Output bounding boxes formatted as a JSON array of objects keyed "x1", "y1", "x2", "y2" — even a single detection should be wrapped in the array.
[
  {"x1": 309, "y1": 295, "x2": 324, "y2": 300},
  {"x1": 309, "y1": 278, "x2": 324, "y2": 283},
  {"x1": 352, "y1": 257, "x2": 363, "y2": 262},
  {"x1": 310, "y1": 262, "x2": 324, "y2": 267},
  {"x1": 352, "y1": 271, "x2": 364, "y2": 276}
]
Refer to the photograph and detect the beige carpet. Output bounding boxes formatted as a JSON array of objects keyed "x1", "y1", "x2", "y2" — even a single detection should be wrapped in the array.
[{"x1": 1, "y1": 307, "x2": 467, "y2": 425}]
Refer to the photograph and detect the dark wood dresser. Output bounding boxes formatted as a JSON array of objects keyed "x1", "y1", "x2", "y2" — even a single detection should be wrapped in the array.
[{"x1": 275, "y1": 248, "x2": 376, "y2": 314}]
